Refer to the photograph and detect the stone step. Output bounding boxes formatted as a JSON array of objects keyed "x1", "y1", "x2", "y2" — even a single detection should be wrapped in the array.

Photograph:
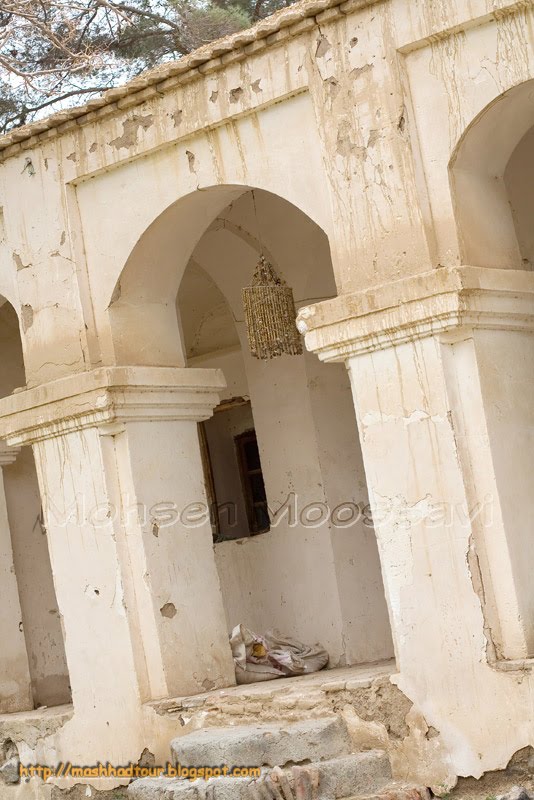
[
  {"x1": 128, "y1": 751, "x2": 392, "y2": 800},
  {"x1": 171, "y1": 717, "x2": 352, "y2": 768},
  {"x1": 317, "y1": 753, "x2": 392, "y2": 799},
  {"x1": 347, "y1": 786, "x2": 431, "y2": 800}
]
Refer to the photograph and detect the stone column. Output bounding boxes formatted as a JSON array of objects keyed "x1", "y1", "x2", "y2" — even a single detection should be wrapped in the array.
[
  {"x1": 0, "y1": 367, "x2": 235, "y2": 761},
  {"x1": 298, "y1": 266, "x2": 534, "y2": 671},
  {"x1": 0, "y1": 442, "x2": 33, "y2": 713}
]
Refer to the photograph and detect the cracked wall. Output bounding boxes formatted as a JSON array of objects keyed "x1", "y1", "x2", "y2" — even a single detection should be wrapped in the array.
[{"x1": 0, "y1": 0, "x2": 533, "y2": 788}]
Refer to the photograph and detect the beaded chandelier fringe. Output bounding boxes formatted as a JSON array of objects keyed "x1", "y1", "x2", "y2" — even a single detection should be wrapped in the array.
[{"x1": 242, "y1": 256, "x2": 303, "y2": 360}]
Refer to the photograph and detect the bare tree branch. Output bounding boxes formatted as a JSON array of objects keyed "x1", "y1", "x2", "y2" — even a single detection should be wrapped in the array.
[{"x1": 0, "y1": 0, "x2": 295, "y2": 133}]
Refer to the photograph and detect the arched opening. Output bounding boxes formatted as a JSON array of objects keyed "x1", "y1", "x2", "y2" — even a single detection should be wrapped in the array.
[
  {"x1": 449, "y1": 83, "x2": 534, "y2": 660},
  {"x1": 0, "y1": 298, "x2": 71, "y2": 710},
  {"x1": 450, "y1": 79, "x2": 534, "y2": 269},
  {"x1": 114, "y1": 186, "x2": 394, "y2": 673}
]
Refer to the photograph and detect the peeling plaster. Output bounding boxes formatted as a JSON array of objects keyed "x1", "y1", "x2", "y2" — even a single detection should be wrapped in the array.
[
  {"x1": 186, "y1": 150, "x2": 196, "y2": 173},
  {"x1": 21, "y1": 158, "x2": 35, "y2": 176},
  {"x1": 326, "y1": 78, "x2": 341, "y2": 99},
  {"x1": 316, "y1": 36, "x2": 331, "y2": 58},
  {"x1": 109, "y1": 114, "x2": 154, "y2": 150},
  {"x1": 229, "y1": 87, "x2": 244, "y2": 103},
  {"x1": 160, "y1": 603, "x2": 177, "y2": 619},
  {"x1": 350, "y1": 63, "x2": 374, "y2": 80},
  {"x1": 20, "y1": 305, "x2": 33, "y2": 332},
  {"x1": 1, "y1": 2, "x2": 533, "y2": 786},
  {"x1": 12, "y1": 252, "x2": 31, "y2": 271},
  {"x1": 360, "y1": 409, "x2": 447, "y2": 429}
]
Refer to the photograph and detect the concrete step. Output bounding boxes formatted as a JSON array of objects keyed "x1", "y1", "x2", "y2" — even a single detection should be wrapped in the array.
[
  {"x1": 170, "y1": 717, "x2": 352, "y2": 768},
  {"x1": 128, "y1": 751, "x2": 392, "y2": 800}
]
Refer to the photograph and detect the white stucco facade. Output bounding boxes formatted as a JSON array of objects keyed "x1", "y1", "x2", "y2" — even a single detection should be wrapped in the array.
[{"x1": 0, "y1": 0, "x2": 534, "y2": 794}]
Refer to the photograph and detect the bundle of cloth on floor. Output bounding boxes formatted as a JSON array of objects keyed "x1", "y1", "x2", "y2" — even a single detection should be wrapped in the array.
[{"x1": 230, "y1": 623, "x2": 329, "y2": 684}]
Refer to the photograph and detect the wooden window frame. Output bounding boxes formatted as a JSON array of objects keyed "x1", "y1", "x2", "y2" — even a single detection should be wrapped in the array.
[{"x1": 234, "y1": 429, "x2": 270, "y2": 535}]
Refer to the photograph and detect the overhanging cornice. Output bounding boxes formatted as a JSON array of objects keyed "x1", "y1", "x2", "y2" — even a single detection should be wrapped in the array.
[
  {"x1": 0, "y1": 366, "x2": 226, "y2": 446},
  {"x1": 297, "y1": 266, "x2": 534, "y2": 362}
]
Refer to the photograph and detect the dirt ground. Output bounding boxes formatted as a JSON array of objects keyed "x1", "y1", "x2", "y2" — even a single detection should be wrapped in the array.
[{"x1": 446, "y1": 749, "x2": 534, "y2": 800}]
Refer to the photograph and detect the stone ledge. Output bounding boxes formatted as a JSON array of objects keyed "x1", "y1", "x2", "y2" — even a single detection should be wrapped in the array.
[
  {"x1": 493, "y1": 658, "x2": 534, "y2": 672},
  {"x1": 0, "y1": 704, "x2": 73, "y2": 751},
  {"x1": 0, "y1": 366, "x2": 226, "y2": 445},
  {"x1": 0, "y1": 442, "x2": 20, "y2": 467},
  {"x1": 297, "y1": 267, "x2": 534, "y2": 362},
  {"x1": 146, "y1": 662, "x2": 402, "y2": 734}
]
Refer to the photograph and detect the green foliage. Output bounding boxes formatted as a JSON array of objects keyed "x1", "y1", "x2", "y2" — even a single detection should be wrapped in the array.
[{"x1": 176, "y1": 3, "x2": 252, "y2": 49}]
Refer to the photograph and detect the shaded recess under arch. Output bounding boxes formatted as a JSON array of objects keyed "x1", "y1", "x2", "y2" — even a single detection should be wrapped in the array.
[
  {"x1": 0, "y1": 298, "x2": 71, "y2": 709},
  {"x1": 449, "y1": 81, "x2": 534, "y2": 660},
  {"x1": 169, "y1": 188, "x2": 396, "y2": 669},
  {"x1": 450, "y1": 78, "x2": 534, "y2": 270}
]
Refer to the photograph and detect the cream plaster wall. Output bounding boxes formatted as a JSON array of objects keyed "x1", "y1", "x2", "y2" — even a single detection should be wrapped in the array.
[
  {"x1": 0, "y1": 0, "x2": 533, "y2": 377},
  {"x1": 408, "y1": 21, "x2": 534, "y2": 269},
  {"x1": 0, "y1": 0, "x2": 534, "y2": 786},
  {"x1": 190, "y1": 348, "x2": 249, "y2": 400},
  {"x1": 345, "y1": 332, "x2": 529, "y2": 778},
  {"x1": 299, "y1": 266, "x2": 534, "y2": 783}
]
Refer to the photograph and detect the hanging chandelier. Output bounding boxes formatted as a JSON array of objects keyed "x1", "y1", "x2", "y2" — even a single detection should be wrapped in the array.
[{"x1": 242, "y1": 256, "x2": 303, "y2": 360}]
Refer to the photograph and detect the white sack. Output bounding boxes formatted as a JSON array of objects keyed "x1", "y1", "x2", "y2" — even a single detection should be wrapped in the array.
[{"x1": 230, "y1": 624, "x2": 329, "y2": 684}]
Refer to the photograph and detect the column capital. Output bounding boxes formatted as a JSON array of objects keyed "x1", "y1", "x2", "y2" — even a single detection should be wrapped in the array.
[
  {"x1": 297, "y1": 266, "x2": 534, "y2": 362},
  {"x1": 0, "y1": 366, "x2": 226, "y2": 446},
  {"x1": 0, "y1": 442, "x2": 21, "y2": 466}
]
